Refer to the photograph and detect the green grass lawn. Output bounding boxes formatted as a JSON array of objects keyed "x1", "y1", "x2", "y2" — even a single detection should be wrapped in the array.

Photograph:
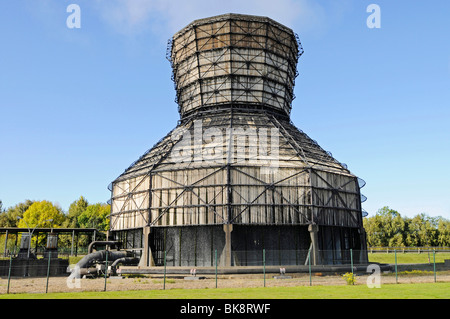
[
  {"x1": 68, "y1": 252, "x2": 450, "y2": 266},
  {"x1": 1, "y1": 282, "x2": 449, "y2": 299},
  {"x1": 368, "y1": 252, "x2": 450, "y2": 264}
]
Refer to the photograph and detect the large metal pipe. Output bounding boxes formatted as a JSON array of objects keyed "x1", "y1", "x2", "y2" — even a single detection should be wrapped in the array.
[
  {"x1": 88, "y1": 241, "x2": 121, "y2": 254},
  {"x1": 111, "y1": 257, "x2": 140, "y2": 275},
  {"x1": 76, "y1": 250, "x2": 129, "y2": 269}
]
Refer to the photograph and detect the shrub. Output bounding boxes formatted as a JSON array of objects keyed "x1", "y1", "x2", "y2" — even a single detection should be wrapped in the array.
[
  {"x1": 342, "y1": 272, "x2": 356, "y2": 285},
  {"x1": 398, "y1": 270, "x2": 433, "y2": 276}
]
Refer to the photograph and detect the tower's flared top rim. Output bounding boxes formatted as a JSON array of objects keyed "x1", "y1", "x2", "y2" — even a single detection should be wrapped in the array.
[{"x1": 173, "y1": 13, "x2": 296, "y2": 39}]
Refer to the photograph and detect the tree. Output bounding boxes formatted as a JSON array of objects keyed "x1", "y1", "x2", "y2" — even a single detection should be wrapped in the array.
[
  {"x1": 363, "y1": 206, "x2": 405, "y2": 247},
  {"x1": 64, "y1": 196, "x2": 89, "y2": 228},
  {"x1": 16, "y1": 200, "x2": 66, "y2": 247},
  {"x1": 389, "y1": 233, "x2": 405, "y2": 247},
  {"x1": 0, "y1": 200, "x2": 34, "y2": 227},
  {"x1": 405, "y1": 213, "x2": 439, "y2": 247},
  {"x1": 364, "y1": 207, "x2": 450, "y2": 247},
  {"x1": 0, "y1": 200, "x2": 4, "y2": 224},
  {"x1": 77, "y1": 203, "x2": 110, "y2": 231},
  {"x1": 363, "y1": 214, "x2": 383, "y2": 247},
  {"x1": 72, "y1": 203, "x2": 110, "y2": 248},
  {"x1": 437, "y1": 218, "x2": 450, "y2": 246},
  {"x1": 18, "y1": 200, "x2": 65, "y2": 229}
]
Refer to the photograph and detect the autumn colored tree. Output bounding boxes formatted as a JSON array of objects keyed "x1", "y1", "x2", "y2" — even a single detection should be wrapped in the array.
[
  {"x1": 15, "y1": 200, "x2": 66, "y2": 247},
  {"x1": 18, "y1": 200, "x2": 65, "y2": 229}
]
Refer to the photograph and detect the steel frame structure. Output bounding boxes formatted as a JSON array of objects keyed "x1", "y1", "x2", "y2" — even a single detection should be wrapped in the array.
[{"x1": 108, "y1": 14, "x2": 368, "y2": 267}]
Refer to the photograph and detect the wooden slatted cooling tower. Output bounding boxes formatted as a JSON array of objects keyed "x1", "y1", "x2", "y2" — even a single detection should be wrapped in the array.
[{"x1": 109, "y1": 14, "x2": 368, "y2": 267}]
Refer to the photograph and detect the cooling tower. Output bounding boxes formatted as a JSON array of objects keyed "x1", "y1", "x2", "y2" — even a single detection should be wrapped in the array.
[{"x1": 109, "y1": 14, "x2": 368, "y2": 267}]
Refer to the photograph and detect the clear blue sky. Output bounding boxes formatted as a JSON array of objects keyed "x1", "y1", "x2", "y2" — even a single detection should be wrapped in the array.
[{"x1": 1, "y1": 1, "x2": 449, "y2": 219}]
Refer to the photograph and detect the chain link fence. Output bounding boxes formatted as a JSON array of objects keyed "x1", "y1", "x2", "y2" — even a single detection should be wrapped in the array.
[{"x1": 1, "y1": 248, "x2": 449, "y2": 295}]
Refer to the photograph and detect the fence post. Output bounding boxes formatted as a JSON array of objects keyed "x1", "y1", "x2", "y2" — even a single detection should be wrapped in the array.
[
  {"x1": 163, "y1": 250, "x2": 167, "y2": 290},
  {"x1": 433, "y1": 249, "x2": 436, "y2": 283},
  {"x1": 45, "y1": 251, "x2": 51, "y2": 293},
  {"x1": 104, "y1": 250, "x2": 108, "y2": 292},
  {"x1": 350, "y1": 249, "x2": 354, "y2": 274},
  {"x1": 263, "y1": 249, "x2": 266, "y2": 287},
  {"x1": 394, "y1": 249, "x2": 398, "y2": 284},
  {"x1": 71, "y1": 230, "x2": 75, "y2": 256},
  {"x1": 7, "y1": 254, "x2": 12, "y2": 294},
  {"x1": 215, "y1": 249, "x2": 218, "y2": 289}
]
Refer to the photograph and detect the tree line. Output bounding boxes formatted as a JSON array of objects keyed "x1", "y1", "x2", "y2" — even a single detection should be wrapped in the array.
[
  {"x1": 0, "y1": 196, "x2": 110, "y2": 231},
  {"x1": 363, "y1": 206, "x2": 450, "y2": 247},
  {"x1": 1, "y1": 199, "x2": 450, "y2": 248}
]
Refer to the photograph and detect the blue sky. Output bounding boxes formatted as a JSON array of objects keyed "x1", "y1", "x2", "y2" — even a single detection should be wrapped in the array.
[{"x1": 0, "y1": 1, "x2": 449, "y2": 220}]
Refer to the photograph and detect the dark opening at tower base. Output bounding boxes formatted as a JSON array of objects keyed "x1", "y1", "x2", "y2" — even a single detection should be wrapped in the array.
[{"x1": 138, "y1": 224, "x2": 367, "y2": 267}]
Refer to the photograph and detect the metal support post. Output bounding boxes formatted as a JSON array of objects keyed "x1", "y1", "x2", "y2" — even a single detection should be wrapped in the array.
[
  {"x1": 350, "y1": 249, "x2": 354, "y2": 275},
  {"x1": 263, "y1": 248, "x2": 266, "y2": 287},
  {"x1": 7, "y1": 255, "x2": 12, "y2": 294},
  {"x1": 215, "y1": 249, "x2": 218, "y2": 288},
  {"x1": 3, "y1": 230, "x2": 8, "y2": 257},
  {"x1": 71, "y1": 230, "x2": 75, "y2": 256},
  {"x1": 163, "y1": 250, "x2": 167, "y2": 290},
  {"x1": 394, "y1": 249, "x2": 398, "y2": 284},
  {"x1": 46, "y1": 251, "x2": 51, "y2": 293},
  {"x1": 433, "y1": 249, "x2": 436, "y2": 283},
  {"x1": 104, "y1": 250, "x2": 108, "y2": 292}
]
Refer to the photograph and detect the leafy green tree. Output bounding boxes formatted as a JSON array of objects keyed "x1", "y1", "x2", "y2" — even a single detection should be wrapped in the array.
[
  {"x1": 69, "y1": 202, "x2": 110, "y2": 248},
  {"x1": 78, "y1": 203, "x2": 110, "y2": 231},
  {"x1": 389, "y1": 233, "x2": 405, "y2": 247},
  {"x1": 363, "y1": 214, "x2": 383, "y2": 247},
  {"x1": 437, "y1": 218, "x2": 450, "y2": 246},
  {"x1": 0, "y1": 200, "x2": 34, "y2": 227},
  {"x1": 405, "y1": 213, "x2": 440, "y2": 247},
  {"x1": 0, "y1": 200, "x2": 4, "y2": 224},
  {"x1": 63, "y1": 196, "x2": 89, "y2": 228},
  {"x1": 363, "y1": 206, "x2": 405, "y2": 247},
  {"x1": 365, "y1": 207, "x2": 450, "y2": 247}
]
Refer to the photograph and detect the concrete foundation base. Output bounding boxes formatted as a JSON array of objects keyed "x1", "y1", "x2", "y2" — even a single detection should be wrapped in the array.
[{"x1": 117, "y1": 263, "x2": 388, "y2": 276}]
